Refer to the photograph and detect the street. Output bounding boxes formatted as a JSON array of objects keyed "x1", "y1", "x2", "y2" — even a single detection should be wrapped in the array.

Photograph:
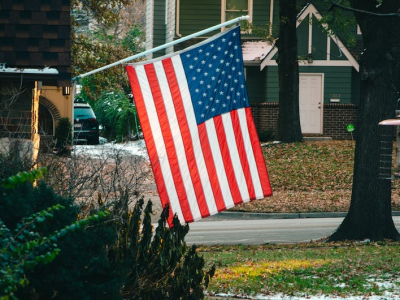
[{"x1": 185, "y1": 216, "x2": 400, "y2": 245}]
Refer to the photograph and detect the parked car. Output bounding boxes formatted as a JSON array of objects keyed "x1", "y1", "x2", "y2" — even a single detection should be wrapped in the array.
[{"x1": 73, "y1": 103, "x2": 99, "y2": 145}]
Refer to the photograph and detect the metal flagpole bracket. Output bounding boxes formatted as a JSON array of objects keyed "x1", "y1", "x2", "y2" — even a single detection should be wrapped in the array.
[{"x1": 72, "y1": 15, "x2": 251, "y2": 82}]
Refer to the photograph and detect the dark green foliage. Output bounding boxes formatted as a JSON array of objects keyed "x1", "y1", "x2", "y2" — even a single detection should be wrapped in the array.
[
  {"x1": 0, "y1": 180, "x2": 122, "y2": 300},
  {"x1": 120, "y1": 199, "x2": 215, "y2": 299},
  {"x1": 54, "y1": 118, "x2": 72, "y2": 154},
  {"x1": 92, "y1": 91, "x2": 139, "y2": 142},
  {"x1": 0, "y1": 170, "x2": 110, "y2": 300}
]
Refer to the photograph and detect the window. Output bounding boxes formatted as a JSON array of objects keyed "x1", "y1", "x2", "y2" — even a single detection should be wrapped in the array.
[{"x1": 222, "y1": 0, "x2": 252, "y2": 24}]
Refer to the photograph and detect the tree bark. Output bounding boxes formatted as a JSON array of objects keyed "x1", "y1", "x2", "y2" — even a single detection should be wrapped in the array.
[
  {"x1": 329, "y1": 0, "x2": 400, "y2": 241},
  {"x1": 276, "y1": 0, "x2": 303, "y2": 143}
]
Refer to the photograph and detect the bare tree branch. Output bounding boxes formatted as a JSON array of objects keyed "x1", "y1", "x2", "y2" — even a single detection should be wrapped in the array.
[{"x1": 328, "y1": 0, "x2": 400, "y2": 18}]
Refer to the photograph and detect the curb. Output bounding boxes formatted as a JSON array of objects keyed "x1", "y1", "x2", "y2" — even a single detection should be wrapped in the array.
[{"x1": 202, "y1": 211, "x2": 400, "y2": 221}]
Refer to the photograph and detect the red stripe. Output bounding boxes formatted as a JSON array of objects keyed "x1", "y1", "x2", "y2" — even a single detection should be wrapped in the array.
[
  {"x1": 125, "y1": 66, "x2": 175, "y2": 225},
  {"x1": 230, "y1": 110, "x2": 256, "y2": 200},
  {"x1": 198, "y1": 123, "x2": 226, "y2": 212},
  {"x1": 213, "y1": 115, "x2": 243, "y2": 205},
  {"x1": 144, "y1": 63, "x2": 194, "y2": 223},
  {"x1": 162, "y1": 58, "x2": 210, "y2": 218},
  {"x1": 245, "y1": 107, "x2": 273, "y2": 197}
]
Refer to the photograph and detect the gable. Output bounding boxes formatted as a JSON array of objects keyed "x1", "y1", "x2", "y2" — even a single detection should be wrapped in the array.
[{"x1": 260, "y1": 3, "x2": 359, "y2": 72}]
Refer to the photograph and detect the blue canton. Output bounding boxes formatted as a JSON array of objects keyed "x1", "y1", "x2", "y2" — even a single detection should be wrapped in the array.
[{"x1": 180, "y1": 26, "x2": 249, "y2": 125}]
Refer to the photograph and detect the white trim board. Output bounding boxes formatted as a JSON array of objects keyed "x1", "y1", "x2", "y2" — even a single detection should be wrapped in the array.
[{"x1": 260, "y1": 3, "x2": 359, "y2": 72}]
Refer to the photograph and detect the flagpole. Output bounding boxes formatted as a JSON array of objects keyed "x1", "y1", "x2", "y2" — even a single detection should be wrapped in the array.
[{"x1": 72, "y1": 15, "x2": 250, "y2": 81}]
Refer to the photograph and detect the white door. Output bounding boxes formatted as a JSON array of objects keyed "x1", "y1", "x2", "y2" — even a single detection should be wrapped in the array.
[{"x1": 299, "y1": 74, "x2": 323, "y2": 134}]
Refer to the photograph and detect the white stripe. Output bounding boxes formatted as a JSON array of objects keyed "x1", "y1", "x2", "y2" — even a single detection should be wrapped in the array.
[
  {"x1": 135, "y1": 65, "x2": 185, "y2": 222},
  {"x1": 237, "y1": 108, "x2": 264, "y2": 198},
  {"x1": 153, "y1": 61, "x2": 202, "y2": 221},
  {"x1": 205, "y1": 119, "x2": 235, "y2": 209},
  {"x1": 171, "y1": 56, "x2": 219, "y2": 216},
  {"x1": 221, "y1": 112, "x2": 250, "y2": 202}
]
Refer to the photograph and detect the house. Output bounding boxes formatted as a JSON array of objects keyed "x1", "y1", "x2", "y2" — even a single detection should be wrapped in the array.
[
  {"x1": 0, "y1": 0, "x2": 72, "y2": 153},
  {"x1": 145, "y1": 0, "x2": 362, "y2": 140}
]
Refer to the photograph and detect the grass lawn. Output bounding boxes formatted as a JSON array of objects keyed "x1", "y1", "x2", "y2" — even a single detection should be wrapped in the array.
[
  {"x1": 231, "y1": 140, "x2": 400, "y2": 213},
  {"x1": 200, "y1": 242, "x2": 400, "y2": 299}
]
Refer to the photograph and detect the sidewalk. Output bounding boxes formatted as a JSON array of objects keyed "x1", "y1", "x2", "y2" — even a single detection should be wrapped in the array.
[{"x1": 202, "y1": 210, "x2": 400, "y2": 221}]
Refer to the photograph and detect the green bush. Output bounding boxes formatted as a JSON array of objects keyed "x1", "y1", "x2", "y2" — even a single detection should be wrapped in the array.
[
  {"x1": 115, "y1": 199, "x2": 215, "y2": 299},
  {"x1": 93, "y1": 91, "x2": 139, "y2": 142},
  {"x1": 0, "y1": 169, "x2": 110, "y2": 300},
  {"x1": 0, "y1": 173, "x2": 121, "y2": 300}
]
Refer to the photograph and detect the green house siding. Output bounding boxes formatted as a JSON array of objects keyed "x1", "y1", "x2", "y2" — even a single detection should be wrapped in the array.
[
  {"x1": 265, "y1": 66, "x2": 356, "y2": 104},
  {"x1": 153, "y1": 0, "x2": 166, "y2": 57},
  {"x1": 179, "y1": 0, "x2": 221, "y2": 37},
  {"x1": 246, "y1": 66, "x2": 265, "y2": 103},
  {"x1": 252, "y1": 0, "x2": 270, "y2": 29},
  {"x1": 311, "y1": 16, "x2": 327, "y2": 60},
  {"x1": 297, "y1": 15, "x2": 309, "y2": 57}
]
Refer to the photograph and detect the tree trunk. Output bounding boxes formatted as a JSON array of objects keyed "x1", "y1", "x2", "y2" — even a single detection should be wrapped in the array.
[
  {"x1": 276, "y1": 0, "x2": 303, "y2": 143},
  {"x1": 329, "y1": 0, "x2": 400, "y2": 241}
]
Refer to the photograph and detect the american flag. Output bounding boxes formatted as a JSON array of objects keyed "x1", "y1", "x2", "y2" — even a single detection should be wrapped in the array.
[{"x1": 126, "y1": 26, "x2": 272, "y2": 225}]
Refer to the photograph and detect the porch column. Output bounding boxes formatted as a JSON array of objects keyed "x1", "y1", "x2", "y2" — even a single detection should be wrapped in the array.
[{"x1": 31, "y1": 81, "x2": 42, "y2": 165}]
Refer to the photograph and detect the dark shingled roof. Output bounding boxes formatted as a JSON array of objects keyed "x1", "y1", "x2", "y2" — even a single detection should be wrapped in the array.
[{"x1": 0, "y1": 0, "x2": 71, "y2": 86}]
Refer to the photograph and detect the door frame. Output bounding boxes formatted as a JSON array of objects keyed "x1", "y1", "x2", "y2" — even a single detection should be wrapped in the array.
[{"x1": 299, "y1": 73, "x2": 324, "y2": 134}]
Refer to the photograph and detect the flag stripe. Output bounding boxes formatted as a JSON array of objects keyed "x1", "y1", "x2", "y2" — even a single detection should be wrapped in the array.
[
  {"x1": 144, "y1": 63, "x2": 195, "y2": 222},
  {"x1": 213, "y1": 115, "x2": 243, "y2": 205},
  {"x1": 230, "y1": 109, "x2": 256, "y2": 200},
  {"x1": 204, "y1": 119, "x2": 235, "y2": 209},
  {"x1": 245, "y1": 108, "x2": 272, "y2": 196},
  {"x1": 160, "y1": 58, "x2": 210, "y2": 219},
  {"x1": 126, "y1": 66, "x2": 182, "y2": 224},
  {"x1": 237, "y1": 108, "x2": 264, "y2": 199},
  {"x1": 171, "y1": 56, "x2": 220, "y2": 215},
  {"x1": 198, "y1": 122, "x2": 227, "y2": 212},
  {"x1": 222, "y1": 112, "x2": 250, "y2": 201}
]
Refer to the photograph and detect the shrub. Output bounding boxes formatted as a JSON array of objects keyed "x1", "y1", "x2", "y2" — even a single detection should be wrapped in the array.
[{"x1": 0, "y1": 169, "x2": 110, "y2": 300}]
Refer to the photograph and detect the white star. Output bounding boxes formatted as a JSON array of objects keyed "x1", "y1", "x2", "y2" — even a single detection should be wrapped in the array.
[
  {"x1": 210, "y1": 97, "x2": 214, "y2": 100},
  {"x1": 206, "y1": 105, "x2": 209, "y2": 109},
  {"x1": 201, "y1": 114, "x2": 205, "y2": 118},
  {"x1": 227, "y1": 96, "x2": 230, "y2": 100},
  {"x1": 207, "y1": 85, "x2": 211, "y2": 89},
  {"x1": 192, "y1": 76, "x2": 196, "y2": 80},
  {"x1": 222, "y1": 38, "x2": 226, "y2": 42},
  {"x1": 200, "y1": 80, "x2": 204, "y2": 84},
  {"x1": 228, "y1": 75, "x2": 232, "y2": 79},
  {"x1": 224, "y1": 51, "x2": 228, "y2": 55},
  {"x1": 233, "y1": 32, "x2": 236, "y2": 36},
  {"x1": 238, "y1": 72, "x2": 242, "y2": 76},
  {"x1": 222, "y1": 71, "x2": 226, "y2": 74},
  {"x1": 237, "y1": 92, "x2": 240, "y2": 96},
  {"x1": 198, "y1": 101, "x2": 202, "y2": 105},
  {"x1": 201, "y1": 60, "x2": 206, "y2": 64},
  {"x1": 233, "y1": 100, "x2": 237, "y2": 103},
  {"x1": 213, "y1": 55, "x2": 217, "y2": 59},
  {"x1": 209, "y1": 64, "x2": 213, "y2": 68},
  {"x1": 195, "y1": 88, "x2": 199, "y2": 93},
  {"x1": 230, "y1": 88, "x2": 234, "y2": 91},
  {"x1": 217, "y1": 47, "x2": 221, "y2": 51},
  {"x1": 222, "y1": 103, "x2": 227, "y2": 107},
  {"x1": 216, "y1": 99, "x2": 220, "y2": 103},
  {"x1": 210, "y1": 44, "x2": 215, "y2": 48},
  {"x1": 229, "y1": 41, "x2": 232, "y2": 45},
  {"x1": 236, "y1": 58, "x2": 240, "y2": 62},
  {"x1": 187, "y1": 54, "x2": 191, "y2": 57},
  {"x1": 232, "y1": 67, "x2": 236, "y2": 71},
  {"x1": 218, "y1": 79, "x2": 221, "y2": 83},
  {"x1": 234, "y1": 45, "x2": 238, "y2": 49},
  {"x1": 194, "y1": 57, "x2": 198, "y2": 60},
  {"x1": 206, "y1": 52, "x2": 210, "y2": 56},
  {"x1": 219, "y1": 91, "x2": 223, "y2": 95},
  {"x1": 220, "y1": 60, "x2": 224, "y2": 64},
  {"x1": 234, "y1": 79, "x2": 238, "y2": 83},
  {"x1": 211, "y1": 76, "x2": 216, "y2": 80},
  {"x1": 199, "y1": 49, "x2": 203, "y2": 53},
  {"x1": 226, "y1": 62, "x2": 230, "y2": 66},
  {"x1": 204, "y1": 72, "x2": 208, "y2": 76},
  {"x1": 189, "y1": 65, "x2": 194, "y2": 69},
  {"x1": 224, "y1": 83, "x2": 228, "y2": 87},
  {"x1": 230, "y1": 54, "x2": 234, "y2": 58},
  {"x1": 197, "y1": 68, "x2": 201, "y2": 72},
  {"x1": 241, "y1": 85, "x2": 244, "y2": 88},
  {"x1": 212, "y1": 108, "x2": 215, "y2": 112},
  {"x1": 216, "y1": 68, "x2": 220, "y2": 72},
  {"x1": 203, "y1": 93, "x2": 207, "y2": 97}
]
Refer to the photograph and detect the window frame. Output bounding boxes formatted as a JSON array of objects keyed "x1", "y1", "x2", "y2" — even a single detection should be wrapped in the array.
[{"x1": 221, "y1": 0, "x2": 253, "y2": 31}]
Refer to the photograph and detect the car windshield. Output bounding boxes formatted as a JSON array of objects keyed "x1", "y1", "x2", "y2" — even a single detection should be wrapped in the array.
[{"x1": 74, "y1": 107, "x2": 95, "y2": 119}]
